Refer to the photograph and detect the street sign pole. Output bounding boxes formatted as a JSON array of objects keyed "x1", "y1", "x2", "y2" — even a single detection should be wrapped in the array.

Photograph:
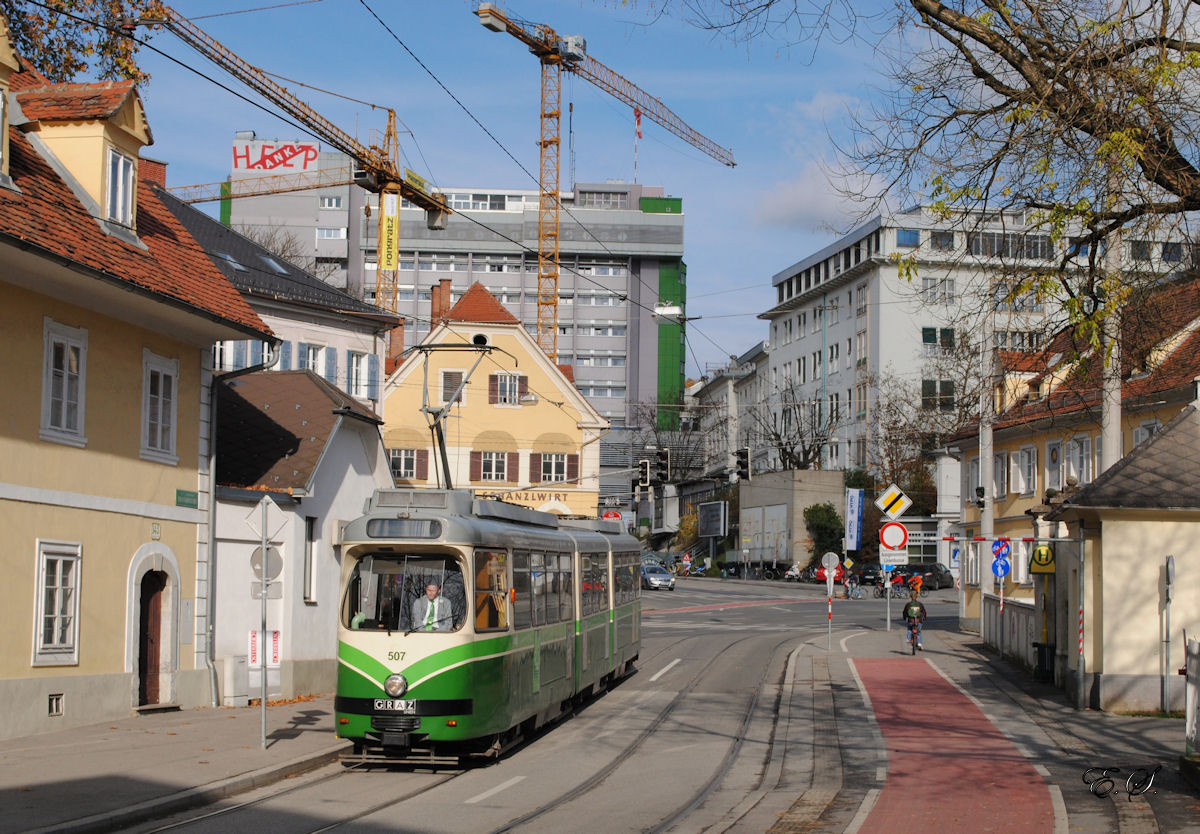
[{"x1": 259, "y1": 498, "x2": 268, "y2": 750}]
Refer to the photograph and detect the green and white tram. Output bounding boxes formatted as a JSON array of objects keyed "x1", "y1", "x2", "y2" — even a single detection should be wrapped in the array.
[{"x1": 335, "y1": 488, "x2": 641, "y2": 762}]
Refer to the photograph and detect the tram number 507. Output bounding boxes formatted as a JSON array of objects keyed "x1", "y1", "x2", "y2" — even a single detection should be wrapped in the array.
[{"x1": 387, "y1": 651, "x2": 406, "y2": 661}]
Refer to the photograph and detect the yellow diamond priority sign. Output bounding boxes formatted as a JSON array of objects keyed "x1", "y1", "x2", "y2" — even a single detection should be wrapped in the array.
[{"x1": 875, "y1": 483, "x2": 912, "y2": 520}]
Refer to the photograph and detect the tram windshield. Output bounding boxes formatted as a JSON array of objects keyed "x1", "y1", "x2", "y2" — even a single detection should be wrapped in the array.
[{"x1": 344, "y1": 554, "x2": 465, "y2": 633}]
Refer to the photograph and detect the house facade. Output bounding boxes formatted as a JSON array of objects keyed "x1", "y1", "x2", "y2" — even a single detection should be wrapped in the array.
[
  {"x1": 0, "y1": 29, "x2": 274, "y2": 739},
  {"x1": 384, "y1": 282, "x2": 607, "y2": 516},
  {"x1": 212, "y1": 371, "x2": 393, "y2": 704},
  {"x1": 949, "y1": 273, "x2": 1200, "y2": 706}
]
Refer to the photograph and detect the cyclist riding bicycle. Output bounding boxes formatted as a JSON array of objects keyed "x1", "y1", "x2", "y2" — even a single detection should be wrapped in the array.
[
  {"x1": 902, "y1": 590, "x2": 927, "y2": 650},
  {"x1": 908, "y1": 572, "x2": 923, "y2": 596}
]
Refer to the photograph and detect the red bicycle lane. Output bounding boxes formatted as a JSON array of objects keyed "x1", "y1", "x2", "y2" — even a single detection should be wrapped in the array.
[{"x1": 854, "y1": 657, "x2": 1055, "y2": 833}]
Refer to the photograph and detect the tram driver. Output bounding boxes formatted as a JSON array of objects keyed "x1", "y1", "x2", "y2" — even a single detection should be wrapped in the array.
[{"x1": 411, "y1": 581, "x2": 455, "y2": 632}]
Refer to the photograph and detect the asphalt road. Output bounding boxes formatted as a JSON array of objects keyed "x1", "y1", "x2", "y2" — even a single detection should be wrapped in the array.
[{"x1": 119, "y1": 578, "x2": 1199, "y2": 833}]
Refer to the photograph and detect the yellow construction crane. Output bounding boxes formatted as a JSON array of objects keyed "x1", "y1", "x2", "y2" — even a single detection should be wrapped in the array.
[
  {"x1": 476, "y1": 3, "x2": 735, "y2": 361},
  {"x1": 143, "y1": 6, "x2": 450, "y2": 314}
]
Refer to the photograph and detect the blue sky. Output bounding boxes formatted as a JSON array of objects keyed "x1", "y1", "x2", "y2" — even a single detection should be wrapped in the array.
[{"x1": 133, "y1": 0, "x2": 890, "y2": 378}]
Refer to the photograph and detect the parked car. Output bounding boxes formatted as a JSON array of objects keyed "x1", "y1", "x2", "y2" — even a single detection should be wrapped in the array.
[
  {"x1": 910, "y1": 561, "x2": 954, "y2": 589},
  {"x1": 857, "y1": 562, "x2": 883, "y2": 586},
  {"x1": 641, "y1": 563, "x2": 676, "y2": 590},
  {"x1": 815, "y1": 563, "x2": 846, "y2": 584}
]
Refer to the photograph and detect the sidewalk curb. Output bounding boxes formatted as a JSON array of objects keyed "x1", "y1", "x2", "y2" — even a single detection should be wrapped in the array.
[{"x1": 24, "y1": 742, "x2": 351, "y2": 834}]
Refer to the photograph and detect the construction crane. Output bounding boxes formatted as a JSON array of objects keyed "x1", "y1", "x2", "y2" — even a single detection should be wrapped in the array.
[
  {"x1": 167, "y1": 166, "x2": 356, "y2": 204},
  {"x1": 476, "y1": 3, "x2": 735, "y2": 361},
  {"x1": 141, "y1": 5, "x2": 450, "y2": 314}
]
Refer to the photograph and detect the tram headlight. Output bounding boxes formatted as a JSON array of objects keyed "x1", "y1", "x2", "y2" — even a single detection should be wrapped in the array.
[{"x1": 384, "y1": 674, "x2": 408, "y2": 698}]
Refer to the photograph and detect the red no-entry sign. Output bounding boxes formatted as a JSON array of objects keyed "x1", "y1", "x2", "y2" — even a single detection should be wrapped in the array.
[{"x1": 880, "y1": 521, "x2": 908, "y2": 550}]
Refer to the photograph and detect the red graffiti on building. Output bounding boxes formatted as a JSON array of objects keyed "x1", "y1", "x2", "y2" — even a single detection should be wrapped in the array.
[{"x1": 232, "y1": 142, "x2": 320, "y2": 171}]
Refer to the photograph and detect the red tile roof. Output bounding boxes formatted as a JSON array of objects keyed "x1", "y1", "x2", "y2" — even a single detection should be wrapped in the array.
[
  {"x1": 0, "y1": 100, "x2": 268, "y2": 337},
  {"x1": 445, "y1": 282, "x2": 520, "y2": 324},
  {"x1": 16, "y1": 79, "x2": 136, "y2": 122}
]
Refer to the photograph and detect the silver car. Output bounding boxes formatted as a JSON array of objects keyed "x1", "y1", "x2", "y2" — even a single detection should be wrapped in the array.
[{"x1": 641, "y1": 564, "x2": 676, "y2": 591}]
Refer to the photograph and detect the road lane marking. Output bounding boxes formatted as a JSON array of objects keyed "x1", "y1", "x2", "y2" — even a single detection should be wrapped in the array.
[
  {"x1": 465, "y1": 775, "x2": 525, "y2": 804},
  {"x1": 649, "y1": 658, "x2": 681, "y2": 682},
  {"x1": 845, "y1": 787, "x2": 881, "y2": 834},
  {"x1": 839, "y1": 630, "x2": 866, "y2": 653}
]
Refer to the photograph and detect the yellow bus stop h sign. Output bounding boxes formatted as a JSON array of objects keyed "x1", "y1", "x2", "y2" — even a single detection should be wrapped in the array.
[{"x1": 1030, "y1": 544, "x2": 1055, "y2": 574}]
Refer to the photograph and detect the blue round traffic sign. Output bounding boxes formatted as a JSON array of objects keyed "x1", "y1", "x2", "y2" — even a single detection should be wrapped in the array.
[
  {"x1": 992, "y1": 539, "x2": 1011, "y2": 560},
  {"x1": 992, "y1": 557, "x2": 1011, "y2": 578}
]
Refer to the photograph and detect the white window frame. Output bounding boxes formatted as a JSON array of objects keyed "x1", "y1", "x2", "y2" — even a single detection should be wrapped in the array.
[
  {"x1": 348, "y1": 352, "x2": 368, "y2": 399},
  {"x1": 1065, "y1": 435, "x2": 1092, "y2": 484},
  {"x1": 993, "y1": 452, "x2": 1007, "y2": 496},
  {"x1": 481, "y1": 451, "x2": 506, "y2": 481},
  {"x1": 41, "y1": 318, "x2": 88, "y2": 447},
  {"x1": 106, "y1": 146, "x2": 135, "y2": 226},
  {"x1": 33, "y1": 540, "x2": 81, "y2": 666},
  {"x1": 1013, "y1": 539, "x2": 1031, "y2": 585},
  {"x1": 1011, "y1": 445, "x2": 1037, "y2": 496},
  {"x1": 440, "y1": 369, "x2": 465, "y2": 405},
  {"x1": 318, "y1": 195, "x2": 343, "y2": 210},
  {"x1": 141, "y1": 349, "x2": 179, "y2": 464},
  {"x1": 1132, "y1": 419, "x2": 1161, "y2": 448},
  {"x1": 495, "y1": 372, "x2": 521, "y2": 405},
  {"x1": 316, "y1": 227, "x2": 347, "y2": 240},
  {"x1": 303, "y1": 344, "x2": 324, "y2": 372},
  {"x1": 542, "y1": 453, "x2": 567, "y2": 483},
  {"x1": 303, "y1": 517, "x2": 317, "y2": 604},
  {"x1": 390, "y1": 448, "x2": 417, "y2": 480}
]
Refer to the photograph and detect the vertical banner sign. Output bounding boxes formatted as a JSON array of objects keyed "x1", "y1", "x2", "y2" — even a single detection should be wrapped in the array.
[
  {"x1": 379, "y1": 189, "x2": 400, "y2": 271},
  {"x1": 844, "y1": 488, "x2": 864, "y2": 551}
]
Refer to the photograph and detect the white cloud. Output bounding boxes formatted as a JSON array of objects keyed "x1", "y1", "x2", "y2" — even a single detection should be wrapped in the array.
[{"x1": 755, "y1": 160, "x2": 881, "y2": 232}]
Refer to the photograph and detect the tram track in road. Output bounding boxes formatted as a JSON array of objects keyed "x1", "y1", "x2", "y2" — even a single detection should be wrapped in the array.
[
  {"x1": 126, "y1": 761, "x2": 464, "y2": 834},
  {"x1": 487, "y1": 631, "x2": 799, "y2": 834}
]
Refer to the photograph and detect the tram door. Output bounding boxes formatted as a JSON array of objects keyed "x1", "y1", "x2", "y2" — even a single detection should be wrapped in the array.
[{"x1": 138, "y1": 570, "x2": 167, "y2": 705}]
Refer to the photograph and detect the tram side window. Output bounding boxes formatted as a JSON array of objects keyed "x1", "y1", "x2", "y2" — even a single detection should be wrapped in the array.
[
  {"x1": 555, "y1": 553, "x2": 573, "y2": 621},
  {"x1": 614, "y1": 551, "x2": 637, "y2": 604},
  {"x1": 474, "y1": 548, "x2": 509, "y2": 632},
  {"x1": 581, "y1": 553, "x2": 606, "y2": 616},
  {"x1": 512, "y1": 549, "x2": 532, "y2": 630},
  {"x1": 344, "y1": 554, "x2": 465, "y2": 632},
  {"x1": 531, "y1": 552, "x2": 548, "y2": 626}
]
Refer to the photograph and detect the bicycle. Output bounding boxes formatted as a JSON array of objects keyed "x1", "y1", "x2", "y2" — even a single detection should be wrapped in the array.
[
  {"x1": 874, "y1": 583, "x2": 888, "y2": 599},
  {"x1": 907, "y1": 621, "x2": 921, "y2": 654}
]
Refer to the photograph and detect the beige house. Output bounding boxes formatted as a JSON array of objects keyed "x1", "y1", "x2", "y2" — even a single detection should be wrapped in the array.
[
  {"x1": 951, "y1": 274, "x2": 1200, "y2": 708},
  {"x1": 0, "y1": 28, "x2": 274, "y2": 739},
  {"x1": 384, "y1": 281, "x2": 607, "y2": 516}
]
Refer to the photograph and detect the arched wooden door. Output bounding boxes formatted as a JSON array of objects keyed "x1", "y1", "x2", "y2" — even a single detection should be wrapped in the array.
[{"x1": 138, "y1": 570, "x2": 168, "y2": 705}]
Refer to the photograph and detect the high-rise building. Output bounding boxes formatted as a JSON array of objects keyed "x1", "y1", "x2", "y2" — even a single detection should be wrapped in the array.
[{"x1": 759, "y1": 206, "x2": 1054, "y2": 473}]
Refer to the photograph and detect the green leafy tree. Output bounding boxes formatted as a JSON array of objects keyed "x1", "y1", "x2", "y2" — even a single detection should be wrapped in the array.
[
  {"x1": 1, "y1": 0, "x2": 165, "y2": 83},
  {"x1": 802, "y1": 501, "x2": 843, "y2": 562}
]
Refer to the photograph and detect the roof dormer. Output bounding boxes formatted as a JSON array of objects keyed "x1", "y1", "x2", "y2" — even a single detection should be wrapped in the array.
[
  {"x1": 14, "y1": 78, "x2": 152, "y2": 230},
  {"x1": 0, "y1": 16, "x2": 20, "y2": 182}
]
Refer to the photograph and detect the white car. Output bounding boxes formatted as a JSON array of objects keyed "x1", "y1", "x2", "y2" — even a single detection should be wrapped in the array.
[{"x1": 641, "y1": 564, "x2": 676, "y2": 590}]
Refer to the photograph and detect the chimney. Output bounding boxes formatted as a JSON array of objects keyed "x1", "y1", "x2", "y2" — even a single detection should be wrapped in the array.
[
  {"x1": 385, "y1": 320, "x2": 406, "y2": 376},
  {"x1": 141, "y1": 156, "x2": 168, "y2": 188},
  {"x1": 433, "y1": 278, "x2": 453, "y2": 321}
]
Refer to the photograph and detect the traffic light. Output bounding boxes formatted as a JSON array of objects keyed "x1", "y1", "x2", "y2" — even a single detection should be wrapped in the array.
[
  {"x1": 653, "y1": 448, "x2": 671, "y2": 485},
  {"x1": 637, "y1": 459, "x2": 651, "y2": 487},
  {"x1": 735, "y1": 447, "x2": 750, "y2": 481}
]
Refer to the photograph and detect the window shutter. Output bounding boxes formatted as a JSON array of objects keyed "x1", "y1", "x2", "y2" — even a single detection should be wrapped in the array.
[
  {"x1": 297, "y1": 342, "x2": 309, "y2": 370},
  {"x1": 367, "y1": 354, "x2": 380, "y2": 400},
  {"x1": 416, "y1": 449, "x2": 429, "y2": 480},
  {"x1": 567, "y1": 454, "x2": 579, "y2": 482},
  {"x1": 280, "y1": 341, "x2": 292, "y2": 371},
  {"x1": 530, "y1": 453, "x2": 542, "y2": 482},
  {"x1": 489, "y1": 374, "x2": 498, "y2": 404},
  {"x1": 470, "y1": 451, "x2": 482, "y2": 481},
  {"x1": 507, "y1": 452, "x2": 519, "y2": 481},
  {"x1": 1010, "y1": 454, "x2": 1021, "y2": 494},
  {"x1": 325, "y1": 349, "x2": 337, "y2": 384},
  {"x1": 233, "y1": 340, "x2": 247, "y2": 370}
]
